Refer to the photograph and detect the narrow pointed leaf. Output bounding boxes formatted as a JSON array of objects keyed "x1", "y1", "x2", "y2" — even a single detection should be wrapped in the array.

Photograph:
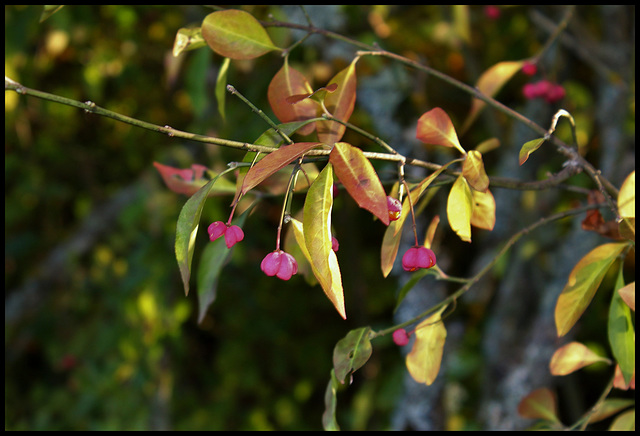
[
  {"x1": 303, "y1": 164, "x2": 346, "y2": 319},
  {"x1": 333, "y1": 327, "x2": 373, "y2": 383},
  {"x1": 462, "y1": 150, "x2": 489, "y2": 192},
  {"x1": 322, "y1": 370, "x2": 341, "y2": 431},
  {"x1": 201, "y1": 9, "x2": 279, "y2": 60},
  {"x1": 549, "y1": 342, "x2": 611, "y2": 376},
  {"x1": 317, "y1": 59, "x2": 357, "y2": 145},
  {"x1": 241, "y1": 142, "x2": 321, "y2": 196},
  {"x1": 268, "y1": 60, "x2": 317, "y2": 136},
  {"x1": 470, "y1": 188, "x2": 495, "y2": 230},
  {"x1": 416, "y1": 107, "x2": 466, "y2": 155},
  {"x1": 517, "y1": 388, "x2": 559, "y2": 422},
  {"x1": 519, "y1": 137, "x2": 545, "y2": 166},
  {"x1": 608, "y1": 266, "x2": 635, "y2": 385},
  {"x1": 330, "y1": 142, "x2": 389, "y2": 225},
  {"x1": 555, "y1": 242, "x2": 627, "y2": 337},
  {"x1": 406, "y1": 307, "x2": 447, "y2": 385},
  {"x1": 215, "y1": 57, "x2": 231, "y2": 122},
  {"x1": 447, "y1": 175, "x2": 473, "y2": 242}
]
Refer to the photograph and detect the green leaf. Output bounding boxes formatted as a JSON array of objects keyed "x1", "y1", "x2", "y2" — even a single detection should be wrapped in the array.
[
  {"x1": 215, "y1": 57, "x2": 231, "y2": 122},
  {"x1": 519, "y1": 137, "x2": 545, "y2": 166},
  {"x1": 447, "y1": 175, "x2": 473, "y2": 242},
  {"x1": 322, "y1": 370, "x2": 341, "y2": 431},
  {"x1": 175, "y1": 177, "x2": 220, "y2": 296},
  {"x1": 608, "y1": 263, "x2": 635, "y2": 386},
  {"x1": 317, "y1": 59, "x2": 357, "y2": 145},
  {"x1": 303, "y1": 163, "x2": 346, "y2": 319},
  {"x1": 416, "y1": 107, "x2": 466, "y2": 155},
  {"x1": 333, "y1": 327, "x2": 373, "y2": 383},
  {"x1": 201, "y1": 9, "x2": 280, "y2": 60},
  {"x1": 406, "y1": 307, "x2": 447, "y2": 385},
  {"x1": 329, "y1": 142, "x2": 389, "y2": 225},
  {"x1": 555, "y1": 242, "x2": 627, "y2": 337}
]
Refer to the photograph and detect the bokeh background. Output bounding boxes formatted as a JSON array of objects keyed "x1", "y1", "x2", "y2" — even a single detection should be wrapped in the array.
[{"x1": 6, "y1": 5, "x2": 634, "y2": 430}]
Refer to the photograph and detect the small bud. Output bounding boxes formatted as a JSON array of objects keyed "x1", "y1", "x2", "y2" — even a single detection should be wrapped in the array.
[
  {"x1": 392, "y1": 329, "x2": 410, "y2": 346},
  {"x1": 387, "y1": 196, "x2": 402, "y2": 221}
]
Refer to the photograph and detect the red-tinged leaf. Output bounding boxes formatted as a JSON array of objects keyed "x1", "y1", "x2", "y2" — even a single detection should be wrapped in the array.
[
  {"x1": 154, "y1": 162, "x2": 236, "y2": 196},
  {"x1": 285, "y1": 83, "x2": 338, "y2": 105},
  {"x1": 618, "y1": 282, "x2": 635, "y2": 311},
  {"x1": 330, "y1": 142, "x2": 389, "y2": 225},
  {"x1": 303, "y1": 163, "x2": 346, "y2": 319},
  {"x1": 519, "y1": 137, "x2": 545, "y2": 166},
  {"x1": 317, "y1": 59, "x2": 357, "y2": 145},
  {"x1": 462, "y1": 150, "x2": 489, "y2": 192},
  {"x1": 406, "y1": 307, "x2": 447, "y2": 385},
  {"x1": 416, "y1": 107, "x2": 466, "y2": 155},
  {"x1": 201, "y1": 9, "x2": 279, "y2": 60},
  {"x1": 268, "y1": 60, "x2": 317, "y2": 136},
  {"x1": 555, "y1": 242, "x2": 627, "y2": 337},
  {"x1": 462, "y1": 60, "x2": 524, "y2": 133},
  {"x1": 240, "y1": 142, "x2": 321, "y2": 196},
  {"x1": 333, "y1": 327, "x2": 373, "y2": 383},
  {"x1": 447, "y1": 175, "x2": 473, "y2": 242},
  {"x1": 613, "y1": 364, "x2": 635, "y2": 391},
  {"x1": 517, "y1": 388, "x2": 560, "y2": 422},
  {"x1": 549, "y1": 342, "x2": 611, "y2": 376},
  {"x1": 470, "y1": 188, "x2": 495, "y2": 230}
]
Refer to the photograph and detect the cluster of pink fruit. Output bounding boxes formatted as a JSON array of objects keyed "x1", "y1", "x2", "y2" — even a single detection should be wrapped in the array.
[{"x1": 521, "y1": 61, "x2": 566, "y2": 103}]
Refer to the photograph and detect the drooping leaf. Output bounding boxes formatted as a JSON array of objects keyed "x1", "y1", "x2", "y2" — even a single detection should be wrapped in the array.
[
  {"x1": 447, "y1": 175, "x2": 473, "y2": 242},
  {"x1": 322, "y1": 370, "x2": 341, "y2": 431},
  {"x1": 268, "y1": 59, "x2": 317, "y2": 136},
  {"x1": 416, "y1": 107, "x2": 466, "y2": 155},
  {"x1": 173, "y1": 27, "x2": 207, "y2": 57},
  {"x1": 462, "y1": 150, "x2": 489, "y2": 192},
  {"x1": 303, "y1": 163, "x2": 346, "y2": 319},
  {"x1": 240, "y1": 142, "x2": 321, "y2": 196},
  {"x1": 406, "y1": 306, "x2": 447, "y2": 385},
  {"x1": 215, "y1": 57, "x2": 231, "y2": 122},
  {"x1": 608, "y1": 265, "x2": 635, "y2": 386},
  {"x1": 519, "y1": 137, "x2": 545, "y2": 166},
  {"x1": 201, "y1": 9, "x2": 280, "y2": 60},
  {"x1": 462, "y1": 60, "x2": 524, "y2": 133},
  {"x1": 333, "y1": 327, "x2": 373, "y2": 383},
  {"x1": 549, "y1": 341, "x2": 611, "y2": 376},
  {"x1": 517, "y1": 388, "x2": 560, "y2": 423},
  {"x1": 330, "y1": 142, "x2": 389, "y2": 225},
  {"x1": 470, "y1": 188, "x2": 495, "y2": 230},
  {"x1": 317, "y1": 59, "x2": 357, "y2": 145},
  {"x1": 555, "y1": 242, "x2": 627, "y2": 337}
]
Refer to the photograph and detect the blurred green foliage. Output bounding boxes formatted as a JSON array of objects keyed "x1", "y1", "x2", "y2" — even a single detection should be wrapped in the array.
[{"x1": 5, "y1": 5, "x2": 634, "y2": 430}]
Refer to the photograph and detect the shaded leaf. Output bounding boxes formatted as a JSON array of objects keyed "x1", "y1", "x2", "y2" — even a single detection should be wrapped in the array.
[
  {"x1": 587, "y1": 398, "x2": 635, "y2": 424},
  {"x1": 519, "y1": 137, "x2": 545, "y2": 166},
  {"x1": 330, "y1": 142, "x2": 389, "y2": 225},
  {"x1": 322, "y1": 370, "x2": 341, "y2": 431},
  {"x1": 268, "y1": 60, "x2": 317, "y2": 136},
  {"x1": 416, "y1": 107, "x2": 465, "y2": 155},
  {"x1": 317, "y1": 59, "x2": 357, "y2": 145},
  {"x1": 173, "y1": 27, "x2": 207, "y2": 57},
  {"x1": 303, "y1": 164, "x2": 346, "y2": 319},
  {"x1": 555, "y1": 242, "x2": 627, "y2": 337},
  {"x1": 549, "y1": 341, "x2": 611, "y2": 376},
  {"x1": 39, "y1": 5, "x2": 64, "y2": 23},
  {"x1": 462, "y1": 60, "x2": 524, "y2": 133},
  {"x1": 240, "y1": 142, "x2": 321, "y2": 196},
  {"x1": 608, "y1": 266, "x2": 635, "y2": 386},
  {"x1": 447, "y1": 175, "x2": 473, "y2": 242},
  {"x1": 201, "y1": 9, "x2": 279, "y2": 60},
  {"x1": 333, "y1": 327, "x2": 373, "y2": 383},
  {"x1": 215, "y1": 57, "x2": 231, "y2": 122},
  {"x1": 470, "y1": 188, "x2": 495, "y2": 230},
  {"x1": 609, "y1": 410, "x2": 636, "y2": 431},
  {"x1": 406, "y1": 306, "x2": 447, "y2": 385},
  {"x1": 474, "y1": 137, "x2": 500, "y2": 154},
  {"x1": 286, "y1": 217, "x2": 318, "y2": 285},
  {"x1": 517, "y1": 388, "x2": 560, "y2": 422},
  {"x1": 462, "y1": 150, "x2": 489, "y2": 192}
]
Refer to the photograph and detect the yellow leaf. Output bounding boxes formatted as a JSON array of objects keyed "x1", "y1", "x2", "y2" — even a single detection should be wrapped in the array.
[
  {"x1": 549, "y1": 341, "x2": 611, "y2": 376},
  {"x1": 470, "y1": 188, "x2": 495, "y2": 230},
  {"x1": 447, "y1": 175, "x2": 472, "y2": 242},
  {"x1": 462, "y1": 150, "x2": 489, "y2": 192},
  {"x1": 618, "y1": 171, "x2": 635, "y2": 219},
  {"x1": 406, "y1": 306, "x2": 447, "y2": 385}
]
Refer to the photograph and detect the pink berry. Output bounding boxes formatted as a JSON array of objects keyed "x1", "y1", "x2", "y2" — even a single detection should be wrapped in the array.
[
  {"x1": 522, "y1": 61, "x2": 537, "y2": 76},
  {"x1": 402, "y1": 246, "x2": 437, "y2": 272},
  {"x1": 208, "y1": 221, "x2": 227, "y2": 241},
  {"x1": 261, "y1": 250, "x2": 298, "y2": 281},
  {"x1": 393, "y1": 329, "x2": 410, "y2": 346},
  {"x1": 331, "y1": 236, "x2": 339, "y2": 252},
  {"x1": 224, "y1": 225, "x2": 244, "y2": 248}
]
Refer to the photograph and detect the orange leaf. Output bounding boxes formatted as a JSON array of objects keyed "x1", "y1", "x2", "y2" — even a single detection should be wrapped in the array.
[
  {"x1": 329, "y1": 142, "x2": 389, "y2": 225},
  {"x1": 416, "y1": 107, "x2": 465, "y2": 155},
  {"x1": 317, "y1": 59, "x2": 357, "y2": 145},
  {"x1": 549, "y1": 342, "x2": 611, "y2": 376},
  {"x1": 268, "y1": 60, "x2": 317, "y2": 136}
]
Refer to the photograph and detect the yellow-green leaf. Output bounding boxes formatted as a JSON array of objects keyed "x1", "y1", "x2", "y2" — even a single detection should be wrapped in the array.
[
  {"x1": 303, "y1": 163, "x2": 346, "y2": 319},
  {"x1": 519, "y1": 137, "x2": 545, "y2": 166},
  {"x1": 406, "y1": 306, "x2": 447, "y2": 385},
  {"x1": 201, "y1": 9, "x2": 279, "y2": 60},
  {"x1": 549, "y1": 341, "x2": 611, "y2": 376},
  {"x1": 333, "y1": 327, "x2": 373, "y2": 383},
  {"x1": 617, "y1": 171, "x2": 634, "y2": 218},
  {"x1": 517, "y1": 388, "x2": 560, "y2": 423},
  {"x1": 317, "y1": 59, "x2": 358, "y2": 145},
  {"x1": 462, "y1": 150, "x2": 489, "y2": 192},
  {"x1": 416, "y1": 107, "x2": 466, "y2": 155},
  {"x1": 470, "y1": 188, "x2": 495, "y2": 230},
  {"x1": 447, "y1": 175, "x2": 473, "y2": 242},
  {"x1": 173, "y1": 27, "x2": 207, "y2": 57},
  {"x1": 555, "y1": 242, "x2": 627, "y2": 337},
  {"x1": 215, "y1": 57, "x2": 231, "y2": 122},
  {"x1": 608, "y1": 265, "x2": 635, "y2": 386}
]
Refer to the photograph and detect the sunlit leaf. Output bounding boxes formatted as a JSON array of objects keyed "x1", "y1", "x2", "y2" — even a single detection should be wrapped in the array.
[
  {"x1": 618, "y1": 171, "x2": 635, "y2": 242},
  {"x1": 416, "y1": 107, "x2": 466, "y2": 155},
  {"x1": 462, "y1": 150, "x2": 489, "y2": 192},
  {"x1": 333, "y1": 327, "x2": 373, "y2": 383},
  {"x1": 303, "y1": 163, "x2": 346, "y2": 319},
  {"x1": 519, "y1": 137, "x2": 545, "y2": 166},
  {"x1": 447, "y1": 175, "x2": 473, "y2": 242},
  {"x1": 608, "y1": 266, "x2": 635, "y2": 386},
  {"x1": 618, "y1": 282, "x2": 635, "y2": 311},
  {"x1": 470, "y1": 188, "x2": 495, "y2": 230},
  {"x1": 517, "y1": 388, "x2": 560, "y2": 422},
  {"x1": 240, "y1": 142, "x2": 321, "y2": 196},
  {"x1": 462, "y1": 60, "x2": 524, "y2": 133},
  {"x1": 215, "y1": 57, "x2": 231, "y2": 122},
  {"x1": 268, "y1": 59, "x2": 318, "y2": 136},
  {"x1": 330, "y1": 142, "x2": 389, "y2": 225},
  {"x1": 406, "y1": 306, "x2": 447, "y2": 385},
  {"x1": 555, "y1": 242, "x2": 627, "y2": 337},
  {"x1": 173, "y1": 27, "x2": 207, "y2": 57},
  {"x1": 317, "y1": 59, "x2": 357, "y2": 145},
  {"x1": 201, "y1": 9, "x2": 280, "y2": 60},
  {"x1": 549, "y1": 341, "x2": 611, "y2": 376}
]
